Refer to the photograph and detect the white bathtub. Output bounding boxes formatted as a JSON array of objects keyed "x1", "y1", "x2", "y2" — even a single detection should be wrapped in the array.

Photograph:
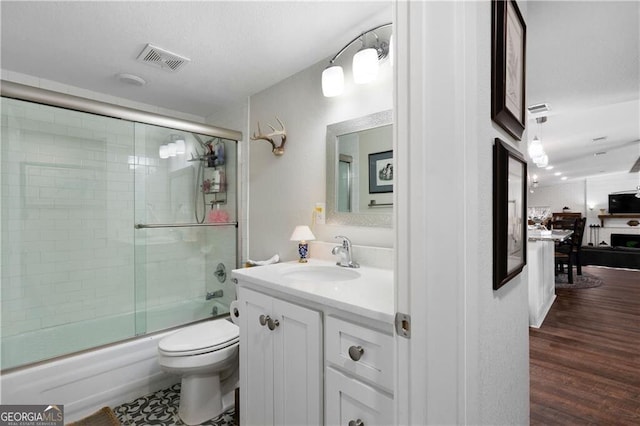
[{"x1": 0, "y1": 300, "x2": 229, "y2": 422}]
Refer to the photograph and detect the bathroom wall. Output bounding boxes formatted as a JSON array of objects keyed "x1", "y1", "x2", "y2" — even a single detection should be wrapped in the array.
[{"x1": 247, "y1": 7, "x2": 393, "y2": 262}]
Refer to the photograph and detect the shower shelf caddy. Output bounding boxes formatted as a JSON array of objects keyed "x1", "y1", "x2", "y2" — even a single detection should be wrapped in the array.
[{"x1": 188, "y1": 151, "x2": 227, "y2": 207}]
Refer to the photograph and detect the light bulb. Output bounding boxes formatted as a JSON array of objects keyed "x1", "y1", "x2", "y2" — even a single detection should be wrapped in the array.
[
  {"x1": 322, "y1": 65, "x2": 344, "y2": 97},
  {"x1": 353, "y1": 47, "x2": 379, "y2": 84}
]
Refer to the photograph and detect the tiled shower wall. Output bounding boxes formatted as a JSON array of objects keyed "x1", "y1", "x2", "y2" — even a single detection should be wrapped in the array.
[
  {"x1": 1, "y1": 98, "x2": 137, "y2": 339},
  {"x1": 1, "y1": 98, "x2": 237, "y2": 354}
]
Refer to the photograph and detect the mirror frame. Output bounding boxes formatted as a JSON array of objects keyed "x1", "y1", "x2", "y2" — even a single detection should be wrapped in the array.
[{"x1": 326, "y1": 109, "x2": 393, "y2": 227}]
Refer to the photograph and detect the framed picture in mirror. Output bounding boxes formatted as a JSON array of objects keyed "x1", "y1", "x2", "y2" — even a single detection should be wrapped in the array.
[
  {"x1": 491, "y1": 0, "x2": 526, "y2": 140},
  {"x1": 493, "y1": 138, "x2": 527, "y2": 290},
  {"x1": 368, "y1": 150, "x2": 393, "y2": 194}
]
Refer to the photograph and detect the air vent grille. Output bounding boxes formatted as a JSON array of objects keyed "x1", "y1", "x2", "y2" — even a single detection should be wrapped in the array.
[
  {"x1": 527, "y1": 103, "x2": 551, "y2": 114},
  {"x1": 136, "y1": 44, "x2": 190, "y2": 72}
]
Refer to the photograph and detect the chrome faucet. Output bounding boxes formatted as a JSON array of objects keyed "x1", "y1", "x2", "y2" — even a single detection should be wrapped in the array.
[{"x1": 332, "y1": 235, "x2": 359, "y2": 268}]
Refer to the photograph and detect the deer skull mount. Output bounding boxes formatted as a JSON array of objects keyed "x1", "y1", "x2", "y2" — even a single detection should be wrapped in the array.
[{"x1": 251, "y1": 117, "x2": 287, "y2": 156}]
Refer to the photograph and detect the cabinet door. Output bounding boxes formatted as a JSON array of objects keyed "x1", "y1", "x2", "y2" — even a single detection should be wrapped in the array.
[
  {"x1": 272, "y1": 297, "x2": 323, "y2": 426},
  {"x1": 326, "y1": 367, "x2": 393, "y2": 426},
  {"x1": 238, "y1": 287, "x2": 275, "y2": 426}
]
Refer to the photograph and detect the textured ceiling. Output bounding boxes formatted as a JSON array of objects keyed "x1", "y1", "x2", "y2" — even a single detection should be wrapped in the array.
[
  {"x1": 1, "y1": 1, "x2": 390, "y2": 117},
  {"x1": 527, "y1": 1, "x2": 640, "y2": 186},
  {"x1": 1, "y1": 1, "x2": 638, "y2": 185}
]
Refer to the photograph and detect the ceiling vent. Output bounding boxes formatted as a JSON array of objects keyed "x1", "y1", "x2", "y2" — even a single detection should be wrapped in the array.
[
  {"x1": 136, "y1": 44, "x2": 190, "y2": 72},
  {"x1": 527, "y1": 103, "x2": 551, "y2": 114},
  {"x1": 592, "y1": 136, "x2": 607, "y2": 143}
]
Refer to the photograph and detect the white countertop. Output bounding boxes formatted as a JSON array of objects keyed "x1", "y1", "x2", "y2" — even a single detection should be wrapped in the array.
[
  {"x1": 528, "y1": 229, "x2": 573, "y2": 242},
  {"x1": 231, "y1": 259, "x2": 394, "y2": 323}
]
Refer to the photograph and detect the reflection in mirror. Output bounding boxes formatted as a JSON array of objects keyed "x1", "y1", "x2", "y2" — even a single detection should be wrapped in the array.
[
  {"x1": 326, "y1": 110, "x2": 393, "y2": 227},
  {"x1": 338, "y1": 154, "x2": 353, "y2": 212}
]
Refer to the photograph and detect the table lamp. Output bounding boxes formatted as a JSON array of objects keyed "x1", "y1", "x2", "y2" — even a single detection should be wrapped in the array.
[{"x1": 290, "y1": 225, "x2": 316, "y2": 263}]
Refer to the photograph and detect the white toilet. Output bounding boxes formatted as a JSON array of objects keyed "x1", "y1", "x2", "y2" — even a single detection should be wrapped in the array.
[{"x1": 157, "y1": 318, "x2": 239, "y2": 426}]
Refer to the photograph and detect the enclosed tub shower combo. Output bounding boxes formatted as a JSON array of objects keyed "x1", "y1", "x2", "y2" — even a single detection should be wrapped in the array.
[{"x1": 0, "y1": 81, "x2": 241, "y2": 421}]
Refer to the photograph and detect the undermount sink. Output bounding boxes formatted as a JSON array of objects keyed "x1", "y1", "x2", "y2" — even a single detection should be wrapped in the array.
[{"x1": 281, "y1": 265, "x2": 360, "y2": 282}]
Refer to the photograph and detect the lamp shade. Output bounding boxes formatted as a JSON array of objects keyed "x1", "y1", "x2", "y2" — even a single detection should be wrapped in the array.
[
  {"x1": 353, "y1": 47, "x2": 379, "y2": 84},
  {"x1": 174, "y1": 139, "x2": 186, "y2": 154},
  {"x1": 290, "y1": 225, "x2": 316, "y2": 242},
  {"x1": 167, "y1": 142, "x2": 177, "y2": 157},
  {"x1": 159, "y1": 145, "x2": 169, "y2": 159},
  {"x1": 528, "y1": 137, "x2": 544, "y2": 158},
  {"x1": 322, "y1": 65, "x2": 344, "y2": 97}
]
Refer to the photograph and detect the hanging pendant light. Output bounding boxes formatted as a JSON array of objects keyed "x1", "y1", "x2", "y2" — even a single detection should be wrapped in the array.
[
  {"x1": 353, "y1": 47, "x2": 379, "y2": 84},
  {"x1": 528, "y1": 136, "x2": 544, "y2": 158},
  {"x1": 535, "y1": 154, "x2": 549, "y2": 168},
  {"x1": 322, "y1": 65, "x2": 344, "y2": 97}
]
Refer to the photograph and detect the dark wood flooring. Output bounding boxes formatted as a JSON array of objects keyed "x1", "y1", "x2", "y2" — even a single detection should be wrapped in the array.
[{"x1": 530, "y1": 266, "x2": 640, "y2": 425}]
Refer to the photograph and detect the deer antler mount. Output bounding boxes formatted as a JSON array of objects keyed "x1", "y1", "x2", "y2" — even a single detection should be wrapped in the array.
[{"x1": 251, "y1": 117, "x2": 287, "y2": 156}]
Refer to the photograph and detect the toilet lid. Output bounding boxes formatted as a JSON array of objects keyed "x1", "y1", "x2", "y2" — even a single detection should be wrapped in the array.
[{"x1": 159, "y1": 319, "x2": 239, "y2": 353}]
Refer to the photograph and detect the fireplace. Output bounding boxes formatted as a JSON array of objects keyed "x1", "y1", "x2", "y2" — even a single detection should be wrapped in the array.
[{"x1": 611, "y1": 233, "x2": 640, "y2": 249}]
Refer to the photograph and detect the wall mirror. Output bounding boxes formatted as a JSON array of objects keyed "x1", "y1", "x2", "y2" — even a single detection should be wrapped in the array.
[{"x1": 326, "y1": 110, "x2": 393, "y2": 227}]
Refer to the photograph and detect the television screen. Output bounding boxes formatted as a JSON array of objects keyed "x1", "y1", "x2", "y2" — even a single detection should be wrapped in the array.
[{"x1": 609, "y1": 193, "x2": 640, "y2": 214}]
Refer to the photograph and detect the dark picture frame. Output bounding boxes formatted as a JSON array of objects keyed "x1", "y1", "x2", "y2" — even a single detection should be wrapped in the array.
[
  {"x1": 491, "y1": 0, "x2": 527, "y2": 140},
  {"x1": 493, "y1": 138, "x2": 527, "y2": 290},
  {"x1": 368, "y1": 150, "x2": 393, "y2": 194}
]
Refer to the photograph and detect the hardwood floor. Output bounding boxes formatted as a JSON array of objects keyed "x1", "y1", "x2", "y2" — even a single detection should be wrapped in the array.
[{"x1": 530, "y1": 266, "x2": 640, "y2": 425}]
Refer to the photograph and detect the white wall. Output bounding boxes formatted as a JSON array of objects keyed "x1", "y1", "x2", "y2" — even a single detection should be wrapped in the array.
[
  {"x1": 396, "y1": 1, "x2": 530, "y2": 424},
  {"x1": 529, "y1": 180, "x2": 586, "y2": 216},
  {"x1": 469, "y1": 2, "x2": 530, "y2": 423},
  {"x1": 247, "y1": 7, "x2": 393, "y2": 262}
]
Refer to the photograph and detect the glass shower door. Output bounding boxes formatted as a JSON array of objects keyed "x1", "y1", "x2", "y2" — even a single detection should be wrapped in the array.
[
  {"x1": 133, "y1": 123, "x2": 237, "y2": 335},
  {"x1": 0, "y1": 98, "x2": 137, "y2": 369}
]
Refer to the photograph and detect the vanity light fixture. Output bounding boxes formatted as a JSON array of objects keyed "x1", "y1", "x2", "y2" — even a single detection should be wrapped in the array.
[
  {"x1": 159, "y1": 135, "x2": 186, "y2": 159},
  {"x1": 322, "y1": 23, "x2": 392, "y2": 97},
  {"x1": 174, "y1": 138, "x2": 186, "y2": 154},
  {"x1": 290, "y1": 225, "x2": 316, "y2": 263},
  {"x1": 159, "y1": 145, "x2": 169, "y2": 159}
]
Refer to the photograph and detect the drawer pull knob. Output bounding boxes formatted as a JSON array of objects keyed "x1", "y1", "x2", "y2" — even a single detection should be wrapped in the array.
[
  {"x1": 259, "y1": 314, "x2": 270, "y2": 326},
  {"x1": 267, "y1": 317, "x2": 280, "y2": 330},
  {"x1": 348, "y1": 345, "x2": 364, "y2": 361},
  {"x1": 348, "y1": 419, "x2": 364, "y2": 426}
]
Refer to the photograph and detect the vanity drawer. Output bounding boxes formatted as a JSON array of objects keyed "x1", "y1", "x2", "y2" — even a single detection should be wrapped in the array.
[
  {"x1": 325, "y1": 366, "x2": 393, "y2": 426},
  {"x1": 325, "y1": 316, "x2": 394, "y2": 391}
]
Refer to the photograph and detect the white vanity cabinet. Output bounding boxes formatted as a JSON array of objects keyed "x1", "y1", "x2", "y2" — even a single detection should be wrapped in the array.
[
  {"x1": 237, "y1": 286, "x2": 322, "y2": 426},
  {"x1": 324, "y1": 316, "x2": 394, "y2": 426},
  {"x1": 232, "y1": 259, "x2": 395, "y2": 426}
]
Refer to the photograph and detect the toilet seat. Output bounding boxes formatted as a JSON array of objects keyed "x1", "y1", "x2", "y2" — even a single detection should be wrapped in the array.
[{"x1": 159, "y1": 320, "x2": 239, "y2": 357}]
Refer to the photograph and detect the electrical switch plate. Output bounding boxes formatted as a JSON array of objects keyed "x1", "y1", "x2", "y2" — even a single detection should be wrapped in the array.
[{"x1": 315, "y1": 202, "x2": 326, "y2": 225}]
